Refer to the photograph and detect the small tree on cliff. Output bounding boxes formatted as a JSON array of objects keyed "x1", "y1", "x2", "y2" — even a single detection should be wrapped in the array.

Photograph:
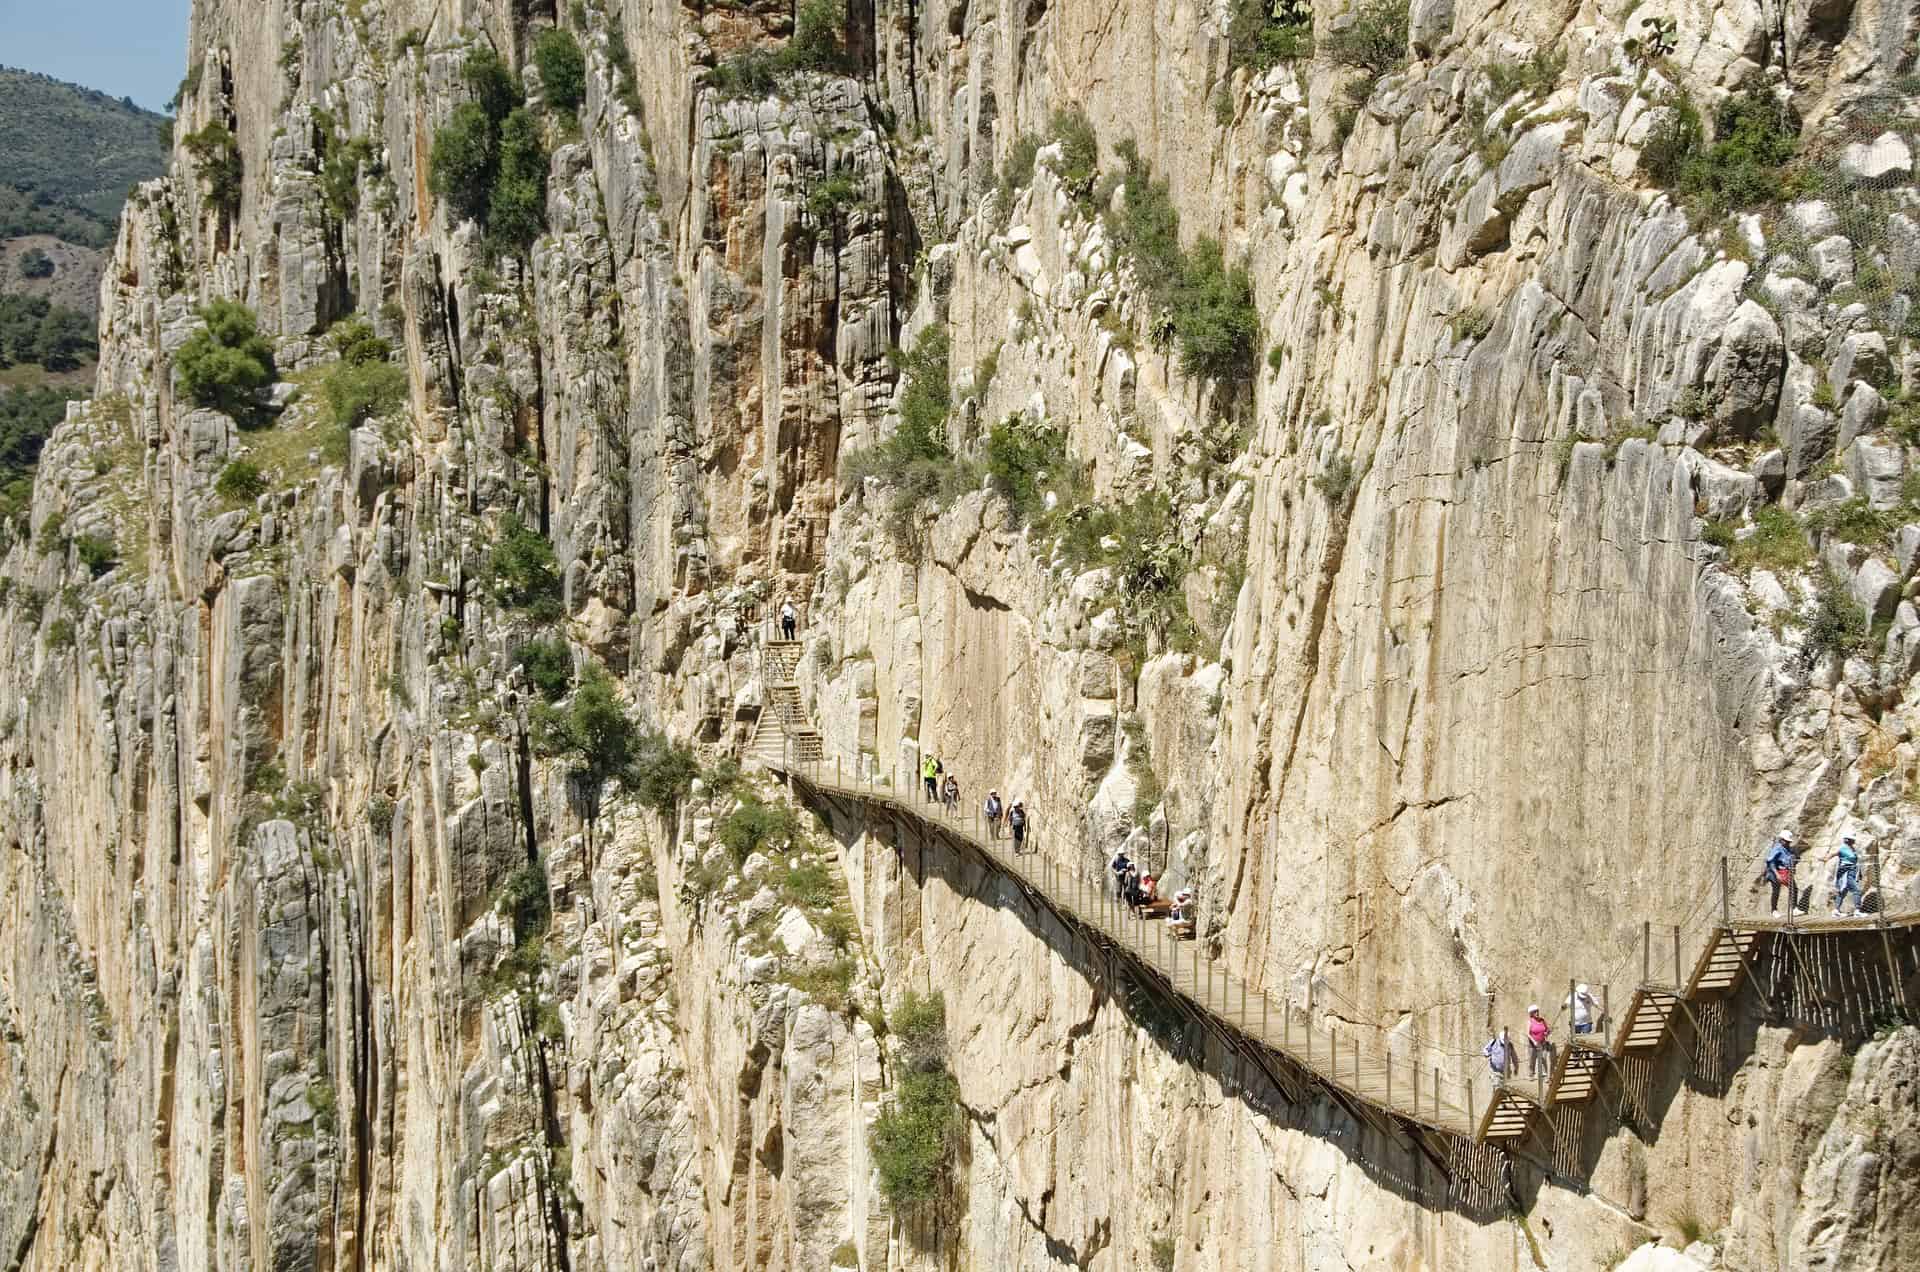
[{"x1": 176, "y1": 300, "x2": 277, "y2": 425}]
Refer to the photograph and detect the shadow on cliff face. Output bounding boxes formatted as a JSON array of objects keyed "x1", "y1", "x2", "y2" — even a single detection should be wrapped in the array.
[{"x1": 802, "y1": 783, "x2": 1509, "y2": 1222}]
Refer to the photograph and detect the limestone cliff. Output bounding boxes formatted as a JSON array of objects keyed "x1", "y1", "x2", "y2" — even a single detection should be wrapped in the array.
[{"x1": 3, "y1": 0, "x2": 1920, "y2": 1269}]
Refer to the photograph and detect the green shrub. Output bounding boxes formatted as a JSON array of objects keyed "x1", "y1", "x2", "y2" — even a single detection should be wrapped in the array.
[
  {"x1": 1051, "y1": 108, "x2": 1100, "y2": 204},
  {"x1": 530, "y1": 666, "x2": 640, "y2": 801},
  {"x1": 45, "y1": 616, "x2": 75, "y2": 650},
  {"x1": 430, "y1": 101, "x2": 498, "y2": 223},
  {"x1": 176, "y1": 300, "x2": 278, "y2": 424},
  {"x1": 1805, "y1": 571, "x2": 1868, "y2": 661},
  {"x1": 73, "y1": 533, "x2": 116, "y2": 577},
  {"x1": 869, "y1": 1068, "x2": 961, "y2": 1207},
  {"x1": 1485, "y1": 46, "x2": 1566, "y2": 104},
  {"x1": 488, "y1": 513, "x2": 564, "y2": 618},
  {"x1": 783, "y1": 859, "x2": 836, "y2": 908},
  {"x1": 1150, "y1": 1235, "x2": 1177, "y2": 1271},
  {"x1": 1728, "y1": 505, "x2": 1811, "y2": 574},
  {"x1": 16, "y1": 248, "x2": 53, "y2": 280},
  {"x1": 626, "y1": 730, "x2": 700, "y2": 815},
  {"x1": 1323, "y1": 0, "x2": 1409, "y2": 79},
  {"x1": 183, "y1": 122, "x2": 242, "y2": 211},
  {"x1": 1640, "y1": 89, "x2": 1799, "y2": 214},
  {"x1": 496, "y1": 857, "x2": 552, "y2": 944},
  {"x1": 514, "y1": 638, "x2": 573, "y2": 701},
  {"x1": 329, "y1": 317, "x2": 391, "y2": 367},
  {"x1": 1228, "y1": 0, "x2": 1313, "y2": 74},
  {"x1": 985, "y1": 416, "x2": 1072, "y2": 524},
  {"x1": 1108, "y1": 141, "x2": 1260, "y2": 383},
  {"x1": 719, "y1": 791, "x2": 802, "y2": 862},
  {"x1": 313, "y1": 111, "x2": 376, "y2": 219},
  {"x1": 710, "y1": 0, "x2": 851, "y2": 97},
  {"x1": 462, "y1": 46, "x2": 521, "y2": 125},
  {"x1": 996, "y1": 133, "x2": 1040, "y2": 206},
  {"x1": 1804, "y1": 497, "x2": 1899, "y2": 547},
  {"x1": 216, "y1": 458, "x2": 268, "y2": 504},
  {"x1": 322, "y1": 359, "x2": 407, "y2": 430},
  {"x1": 487, "y1": 108, "x2": 548, "y2": 250},
  {"x1": 840, "y1": 325, "x2": 954, "y2": 491},
  {"x1": 1313, "y1": 452, "x2": 1358, "y2": 506},
  {"x1": 891, "y1": 991, "x2": 947, "y2": 1069},
  {"x1": 534, "y1": 27, "x2": 587, "y2": 116}
]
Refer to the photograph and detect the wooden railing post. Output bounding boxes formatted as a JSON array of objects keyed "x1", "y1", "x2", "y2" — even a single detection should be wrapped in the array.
[
  {"x1": 1720, "y1": 855, "x2": 1731, "y2": 928},
  {"x1": 1673, "y1": 924, "x2": 1681, "y2": 987},
  {"x1": 1642, "y1": 921, "x2": 1650, "y2": 985}
]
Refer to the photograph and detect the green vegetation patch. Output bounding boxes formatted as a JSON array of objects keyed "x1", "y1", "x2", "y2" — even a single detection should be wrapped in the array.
[
  {"x1": 176, "y1": 300, "x2": 278, "y2": 425},
  {"x1": 709, "y1": 0, "x2": 853, "y2": 98},
  {"x1": 428, "y1": 48, "x2": 547, "y2": 253},
  {"x1": 1639, "y1": 89, "x2": 1801, "y2": 215},
  {"x1": 870, "y1": 992, "x2": 963, "y2": 1208},
  {"x1": 718, "y1": 790, "x2": 803, "y2": 862},
  {"x1": 0, "y1": 294, "x2": 96, "y2": 372},
  {"x1": 487, "y1": 513, "x2": 564, "y2": 619},
  {"x1": 0, "y1": 67, "x2": 169, "y2": 239},
  {"x1": 0, "y1": 385, "x2": 82, "y2": 528},
  {"x1": 1108, "y1": 141, "x2": 1260, "y2": 382},
  {"x1": 533, "y1": 28, "x2": 587, "y2": 119},
  {"x1": 1227, "y1": 0, "x2": 1313, "y2": 75}
]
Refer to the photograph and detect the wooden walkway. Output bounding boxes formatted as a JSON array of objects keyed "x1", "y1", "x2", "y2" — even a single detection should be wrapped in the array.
[{"x1": 749, "y1": 639, "x2": 1920, "y2": 1152}]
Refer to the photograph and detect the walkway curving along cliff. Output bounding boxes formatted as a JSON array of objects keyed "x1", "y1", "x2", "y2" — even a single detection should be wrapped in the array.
[{"x1": 747, "y1": 635, "x2": 1920, "y2": 1183}]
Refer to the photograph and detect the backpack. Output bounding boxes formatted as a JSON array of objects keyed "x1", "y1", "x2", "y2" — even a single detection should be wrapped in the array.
[{"x1": 1010, "y1": 807, "x2": 1026, "y2": 828}]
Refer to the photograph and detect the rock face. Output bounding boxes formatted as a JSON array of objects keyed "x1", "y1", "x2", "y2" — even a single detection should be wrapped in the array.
[{"x1": 2, "y1": 0, "x2": 1920, "y2": 1269}]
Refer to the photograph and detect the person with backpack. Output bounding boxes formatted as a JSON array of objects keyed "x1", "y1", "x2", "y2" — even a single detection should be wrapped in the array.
[
  {"x1": 780, "y1": 600, "x2": 797, "y2": 640},
  {"x1": 1484, "y1": 1028, "x2": 1515, "y2": 1086},
  {"x1": 942, "y1": 773, "x2": 959, "y2": 814},
  {"x1": 922, "y1": 754, "x2": 938, "y2": 803},
  {"x1": 1756, "y1": 829, "x2": 1794, "y2": 888},
  {"x1": 1831, "y1": 835, "x2": 1865, "y2": 917},
  {"x1": 1764, "y1": 834, "x2": 1806, "y2": 918},
  {"x1": 1109, "y1": 848, "x2": 1133, "y2": 899},
  {"x1": 1008, "y1": 801, "x2": 1027, "y2": 851},
  {"x1": 984, "y1": 790, "x2": 1004, "y2": 838}
]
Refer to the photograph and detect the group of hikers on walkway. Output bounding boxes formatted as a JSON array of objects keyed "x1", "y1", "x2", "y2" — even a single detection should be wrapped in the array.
[
  {"x1": 1756, "y1": 829, "x2": 1874, "y2": 918},
  {"x1": 919, "y1": 753, "x2": 1028, "y2": 849},
  {"x1": 1484, "y1": 985, "x2": 1599, "y2": 1087}
]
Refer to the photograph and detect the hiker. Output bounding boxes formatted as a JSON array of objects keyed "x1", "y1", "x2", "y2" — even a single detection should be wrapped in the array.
[
  {"x1": 1109, "y1": 848, "x2": 1134, "y2": 899},
  {"x1": 1124, "y1": 864, "x2": 1144, "y2": 910},
  {"x1": 1764, "y1": 834, "x2": 1806, "y2": 918},
  {"x1": 984, "y1": 790, "x2": 1004, "y2": 838},
  {"x1": 922, "y1": 754, "x2": 939, "y2": 803},
  {"x1": 1566, "y1": 983, "x2": 1598, "y2": 1036},
  {"x1": 1484, "y1": 1028, "x2": 1515, "y2": 1086},
  {"x1": 1526, "y1": 1005, "x2": 1552, "y2": 1080},
  {"x1": 1009, "y1": 800, "x2": 1028, "y2": 851},
  {"x1": 942, "y1": 772, "x2": 960, "y2": 814},
  {"x1": 1756, "y1": 829, "x2": 1795, "y2": 888},
  {"x1": 1167, "y1": 886, "x2": 1195, "y2": 937},
  {"x1": 781, "y1": 600, "x2": 797, "y2": 640},
  {"x1": 1137, "y1": 874, "x2": 1159, "y2": 910},
  {"x1": 1831, "y1": 835, "x2": 1865, "y2": 917}
]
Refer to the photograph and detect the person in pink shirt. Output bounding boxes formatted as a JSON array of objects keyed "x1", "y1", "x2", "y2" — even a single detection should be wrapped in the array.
[{"x1": 1526, "y1": 1004, "x2": 1553, "y2": 1081}]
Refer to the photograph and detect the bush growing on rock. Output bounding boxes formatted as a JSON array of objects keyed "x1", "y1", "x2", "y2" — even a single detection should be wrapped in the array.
[
  {"x1": 533, "y1": 27, "x2": 586, "y2": 117},
  {"x1": 870, "y1": 991, "x2": 961, "y2": 1208},
  {"x1": 487, "y1": 514, "x2": 564, "y2": 618},
  {"x1": 710, "y1": 0, "x2": 851, "y2": 97},
  {"x1": 1639, "y1": 89, "x2": 1800, "y2": 214},
  {"x1": 530, "y1": 666, "x2": 641, "y2": 815},
  {"x1": 73, "y1": 533, "x2": 116, "y2": 577},
  {"x1": 16, "y1": 247, "x2": 53, "y2": 279},
  {"x1": 321, "y1": 319, "x2": 408, "y2": 430},
  {"x1": 513, "y1": 638, "x2": 574, "y2": 701},
  {"x1": 1322, "y1": 0, "x2": 1410, "y2": 79},
  {"x1": 1805, "y1": 571, "x2": 1870, "y2": 662},
  {"x1": 625, "y1": 731, "x2": 701, "y2": 815},
  {"x1": 176, "y1": 300, "x2": 277, "y2": 424},
  {"x1": 182, "y1": 121, "x2": 242, "y2": 212},
  {"x1": 984, "y1": 416, "x2": 1072, "y2": 524},
  {"x1": 488, "y1": 108, "x2": 548, "y2": 250},
  {"x1": 215, "y1": 458, "x2": 267, "y2": 504},
  {"x1": 430, "y1": 102, "x2": 499, "y2": 223},
  {"x1": 429, "y1": 50, "x2": 549, "y2": 250},
  {"x1": 1228, "y1": 0, "x2": 1313, "y2": 73},
  {"x1": 718, "y1": 791, "x2": 802, "y2": 862}
]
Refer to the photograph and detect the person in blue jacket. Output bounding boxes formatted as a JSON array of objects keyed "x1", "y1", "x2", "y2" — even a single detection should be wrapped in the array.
[{"x1": 1764, "y1": 834, "x2": 1806, "y2": 918}]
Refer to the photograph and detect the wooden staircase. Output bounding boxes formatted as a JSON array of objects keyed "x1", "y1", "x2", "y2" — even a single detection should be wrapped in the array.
[{"x1": 747, "y1": 639, "x2": 823, "y2": 767}]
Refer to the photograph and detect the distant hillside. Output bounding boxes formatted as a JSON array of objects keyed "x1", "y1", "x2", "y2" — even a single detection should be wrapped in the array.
[{"x1": 0, "y1": 66, "x2": 170, "y2": 248}]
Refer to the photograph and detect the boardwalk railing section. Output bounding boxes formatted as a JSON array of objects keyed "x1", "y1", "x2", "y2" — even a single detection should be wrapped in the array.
[{"x1": 746, "y1": 634, "x2": 1920, "y2": 1171}]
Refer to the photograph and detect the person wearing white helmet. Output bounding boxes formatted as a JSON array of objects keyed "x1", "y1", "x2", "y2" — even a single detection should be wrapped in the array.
[
  {"x1": 1526, "y1": 1004, "x2": 1553, "y2": 1081},
  {"x1": 1763, "y1": 832, "x2": 1806, "y2": 918},
  {"x1": 1566, "y1": 984, "x2": 1598, "y2": 1035},
  {"x1": 1755, "y1": 829, "x2": 1795, "y2": 889}
]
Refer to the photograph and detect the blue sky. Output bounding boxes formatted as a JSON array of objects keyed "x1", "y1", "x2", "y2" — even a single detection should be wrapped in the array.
[{"x1": 1, "y1": 0, "x2": 191, "y2": 113}]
